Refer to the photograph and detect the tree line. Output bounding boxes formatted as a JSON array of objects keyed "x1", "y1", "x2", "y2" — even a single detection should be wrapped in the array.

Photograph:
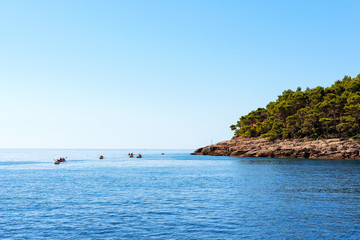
[{"x1": 230, "y1": 74, "x2": 360, "y2": 140}]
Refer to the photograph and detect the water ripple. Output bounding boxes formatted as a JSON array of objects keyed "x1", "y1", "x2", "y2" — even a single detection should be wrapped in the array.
[{"x1": 0, "y1": 149, "x2": 360, "y2": 239}]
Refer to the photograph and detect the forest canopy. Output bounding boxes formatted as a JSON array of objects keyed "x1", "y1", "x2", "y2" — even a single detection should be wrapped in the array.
[{"x1": 230, "y1": 74, "x2": 360, "y2": 140}]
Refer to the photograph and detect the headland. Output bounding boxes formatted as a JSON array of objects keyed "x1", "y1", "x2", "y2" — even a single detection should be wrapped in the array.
[{"x1": 193, "y1": 74, "x2": 360, "y2": 159}]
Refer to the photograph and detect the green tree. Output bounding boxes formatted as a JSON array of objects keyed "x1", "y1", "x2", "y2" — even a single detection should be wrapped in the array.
[{"x1": 231, "y1": 74, "x2": 360, "y2": 140}]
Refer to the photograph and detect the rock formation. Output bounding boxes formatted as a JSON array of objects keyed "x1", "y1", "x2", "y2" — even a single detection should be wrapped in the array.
[{"x1": 191, "y1": 137, "x2": 360, "y2": 159}]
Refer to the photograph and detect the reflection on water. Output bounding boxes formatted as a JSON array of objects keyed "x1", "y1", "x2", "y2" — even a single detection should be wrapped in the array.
[{"x1": 0, "y1": 149, "x2": 360, "y2": 239}]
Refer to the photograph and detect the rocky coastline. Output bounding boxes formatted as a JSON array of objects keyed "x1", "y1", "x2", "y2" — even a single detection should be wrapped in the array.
[{"x1": 191, "y1": 137, "x2": 360, "y2": 159}]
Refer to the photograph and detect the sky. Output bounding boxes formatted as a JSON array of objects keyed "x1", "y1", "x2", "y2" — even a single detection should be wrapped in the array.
[{"x1": 0, "y1": 0, "x2": 359, "y2": 149}]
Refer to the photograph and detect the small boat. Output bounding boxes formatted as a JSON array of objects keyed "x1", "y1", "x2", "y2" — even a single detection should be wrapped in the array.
[
  {"x1": 128, "y1": 153, "x2": 134, "y2": 158},
  {"x1": 57, "y1": 157, "x2": 66, "y2": 162},
  {"x1": 136, "y1": 154, "x2": 142, "y2": 158},
  {"x1": 99, "y1": 155, "x2": 104, "y2": 159},
  {"x1": 54, "y1": 160, "x2": 60, "y2": 164}
]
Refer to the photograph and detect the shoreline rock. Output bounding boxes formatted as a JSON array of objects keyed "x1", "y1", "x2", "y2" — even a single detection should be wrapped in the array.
[{"x1": 191, "y1": 137, "x2": 360, "y2": 159}]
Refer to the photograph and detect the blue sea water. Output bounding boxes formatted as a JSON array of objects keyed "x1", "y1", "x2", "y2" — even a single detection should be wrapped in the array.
[{"x1": 0, "y1": 149, "x2": 360, "y2": 239}]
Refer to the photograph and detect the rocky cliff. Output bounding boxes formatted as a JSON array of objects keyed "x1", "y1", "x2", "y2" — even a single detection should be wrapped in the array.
[{"x1": 192, "y1": 137, "x2": 360, "y2": 159}]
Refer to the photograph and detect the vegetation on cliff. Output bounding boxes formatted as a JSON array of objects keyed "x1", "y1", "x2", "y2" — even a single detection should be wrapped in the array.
[{"x1": 230, "y1": 74, "x2": 360, "y2": 140}]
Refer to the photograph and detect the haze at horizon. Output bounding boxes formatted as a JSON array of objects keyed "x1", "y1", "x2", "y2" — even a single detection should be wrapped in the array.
[{"x1": 1, "y1": 0, "x2": 359, "y2": 148}]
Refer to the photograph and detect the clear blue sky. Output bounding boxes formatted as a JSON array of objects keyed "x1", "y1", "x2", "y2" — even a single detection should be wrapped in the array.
[{"x1": 0, "y1": 0, "x2": 359, "y2": 149}]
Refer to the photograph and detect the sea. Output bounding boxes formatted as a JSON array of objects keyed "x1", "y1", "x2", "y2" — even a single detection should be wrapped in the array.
[{"x1": 0, "y1": 149, "x2": 359, "y2": 239}]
